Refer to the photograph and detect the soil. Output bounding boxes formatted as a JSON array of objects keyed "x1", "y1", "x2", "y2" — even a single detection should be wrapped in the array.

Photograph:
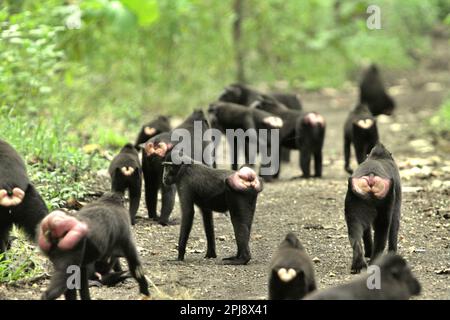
[{"x1": 1, "y1": 37, "x2": 449, "y2": 300}]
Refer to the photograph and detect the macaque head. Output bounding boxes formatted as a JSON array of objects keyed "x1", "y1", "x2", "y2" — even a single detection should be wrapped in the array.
[
  {"x1": 218, "y1": 84, "x2": 243, "y2": 103},
  {"x1": 226, "y1": 166, "x2": 263, "y2": 193},
  {"x1": 375, "y1": 253, "x2": 421, "y2": 296},
  {"x1": 368, "y1": 143, "x2": 393, "y2": 160},
  {"x1": 280, "y1": 232, "x2": 304, "y2": 250},
  {"x1": 0, "y1": 187, "x2": 25, "y2": 207},
  {"x1": 162, "y1": 162, "x2": 185, "y2": 186}
]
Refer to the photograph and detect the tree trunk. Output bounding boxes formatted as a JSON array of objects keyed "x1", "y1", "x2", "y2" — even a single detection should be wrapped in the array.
[{"x1": 233, "y1": 0, "x2": 245, "y2": 83}]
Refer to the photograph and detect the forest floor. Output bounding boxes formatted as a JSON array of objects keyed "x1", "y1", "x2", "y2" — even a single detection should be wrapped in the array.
[{"x1": 1, "y1": 37, "x2": 449, "y2": 300}]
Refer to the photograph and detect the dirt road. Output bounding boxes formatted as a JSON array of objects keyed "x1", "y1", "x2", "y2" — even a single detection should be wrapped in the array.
[{"x1": 2, "y1": 38, "x2": 449, "y2": 300}]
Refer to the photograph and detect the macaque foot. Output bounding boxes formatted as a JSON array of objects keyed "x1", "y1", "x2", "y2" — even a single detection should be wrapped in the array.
[
  {"x1": 222, "y1": 255, "x2": 250, "y2": 265},
  {"x1": 158, "y1": 218, "x2": 179, "y2": 226},
  {"x1": 205, "y1": 251, "x2": 217, "y2": 259},
  {"x1": 351, "y1": 257, "x2": 367, "y2": 274}
]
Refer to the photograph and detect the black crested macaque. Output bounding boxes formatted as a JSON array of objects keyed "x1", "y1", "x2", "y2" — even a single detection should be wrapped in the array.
[
  {"x1": 86, "y1": 257, "x2": 130, "y2": 288},
  {"x1": 344, "y1": 103, "x2": 379, "y2": 174},
  {"x1": 218, "y1": 83, "x2": 267, "y2": 106},
  {"x1": 359, "y1": 64, "x2": 395, "y2": 116},
  {"x1": 208, "y1": 101, "x2": 283, "y2": 173},
  {"x1": 135, "y1": 115, "x2": 171, "y2": 147},
  {"x1": 141, "y1": 110, "x2": 211, "y2": 225},
  {"x1": 218, "y1": 84, "x2": 301, "y2": 163},
  {"x1": 304, "y1": 253, "x2": 421, "y2": 300},
  {"x1": 108, "y1": 143, "x2": 142, "y2": 225},
  {"x1": 269, "y1": 92, "x2": 303, "y2": 163},
  {"x1": 253, "y1": 98, "x2": 325, "y2": 178},
  {"x1": 270, "y1": 92, "x2": 303, "y2": 110},
  {"x1": 268, "y1": 233, "x2": 316, "y2": 300},
  {"x1": 162, "y1": 161, "x2": 263, "y2": 265},
  {"x1": 0, "y1": 139, "x2": 48, "y2": 255},
  {"x1": 344, "y1": 143, "x2": 401, "y2": 274},
  {"x1": 38, "y1": 192, "x2": 149, "y2": 300}
]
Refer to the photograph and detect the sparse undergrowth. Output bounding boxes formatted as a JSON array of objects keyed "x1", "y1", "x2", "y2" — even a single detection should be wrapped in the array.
[{"x1": 0, "y1": 228, "x2": 45, "y2": 284}]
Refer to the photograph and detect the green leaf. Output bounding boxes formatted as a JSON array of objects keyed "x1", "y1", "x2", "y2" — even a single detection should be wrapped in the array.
[{"x1": 120, "y1": 0, "x2": 159, "y2": 27}]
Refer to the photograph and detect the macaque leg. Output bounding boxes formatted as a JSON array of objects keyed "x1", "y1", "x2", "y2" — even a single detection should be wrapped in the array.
[
  {"x1": 363, "y1": 226, "x2": 373, "y2": 258},
  {"x1": 200, "y1": 208, "x2": 216, "y2": 258},
  {"x1": 178, "y1": 200, "x2": 195, "y2": 261},
  {"x1": 144, "y1": 174, "x2": 159, "y2": 220},
  {"x1": 159, "y1": 184, "x2": 176, "y2": 226},
  {"x1": 79, "y1": 266, "x2": 91, "y2": 300},
  {"x1": 0, "y1": 224, "x2": 11, "y2": 256},
  {"x1": 122, "y1": 240, "x2": 150, "y2": 297},
  {"x1": 314, "y1": 150, "x2": 322, "y2": 177},
  {"x1": 355, "y1": 144, "x2": 367, "y2": 164},
  {"x1": 64, "y1": 289, "x2": 77, "y2": 300},
  {"x1": 228, "y1": 136, "x2": 239, "y2": 171},
  {"x1": 42, "y1": 269, "x2": 70, "y2": 300},
  {"x1": 388, "y1": 192, "x2": 401, "y2": 252},
  {"x1": 371, "y1": 213, "x2": 390, "y2": 262},
  {"x1": 347, "y1": 223, "x2": 366, "y2": 274},
  {"x1": 300, "y1": 149, "x2": 311, "y2": 178},
  {"x1": 344, "y1": 137, "x2": 352, "y2": 174},
  {"x1": 129, "y1": 183, "x2": 141, "y2": 225},
  {"x1": 223, "y1": 205, "x2": 254, "y2": 265}
]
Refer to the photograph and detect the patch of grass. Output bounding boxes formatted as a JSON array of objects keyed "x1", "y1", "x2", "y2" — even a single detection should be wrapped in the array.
[
  {"x1": 0, "y1": 107, "x2": 107, "y2": 210},
  {"x1": 0, "y1": 228, "x2": 45, "y2": 284}
]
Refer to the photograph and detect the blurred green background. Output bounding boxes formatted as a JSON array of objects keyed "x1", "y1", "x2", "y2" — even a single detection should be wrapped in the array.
[
  {"x1": 0, "y1": 0, "x2": 449, "y2": 209},
  {"x1": 0, "y1": 0, "x2": 449, "y2": 283}
]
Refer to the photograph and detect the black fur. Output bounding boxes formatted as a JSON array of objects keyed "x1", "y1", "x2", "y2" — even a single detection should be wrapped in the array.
[
  {"x1": 108, "y1": 143, "x2": 142, "y2": 225},
  {"x1": 162, "y1": 162, "x2": 262, "y2": 265},
  {"x1": 0, "y1": 139, "x2": 48, "y2": 255},
  {"x1": 359, "y1": 64, "x2": 395, "y2": 116},
  {"x1": 304, "y1": 253, "x2": 420, "y2": 300},
  {"x1": 268, "y1": 233, "x2": 316, "y2": 300},
  {"x1": 344, "y1": 143, "x2": 401, "y2": 273},
  {"x1": 135, "y1": 115, "x2": 171, "y2": 147},
  {"x1": 253, "y1": 98, "x2": 325, "y2": 178},
  {"x1": 41, "y1": 192, "x2": 149, "y2": 300},
  {"x1": 141, "y1": 110, "x2": 211, "y2": 225},
  {"x1": 344, "y1": 104, "x2": 379, "y2": 174}
]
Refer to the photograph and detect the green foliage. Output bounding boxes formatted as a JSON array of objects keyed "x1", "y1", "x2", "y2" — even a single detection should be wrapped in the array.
[
  {"x1": 0, "y1": 107, "x2": 106, "y2": 209},
  {"x1": 430, "y1": 99, "x2": 450, "y2": 132},
  {"x1": 0, "y1": 228, "x2": 44, "y2": 284}
]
